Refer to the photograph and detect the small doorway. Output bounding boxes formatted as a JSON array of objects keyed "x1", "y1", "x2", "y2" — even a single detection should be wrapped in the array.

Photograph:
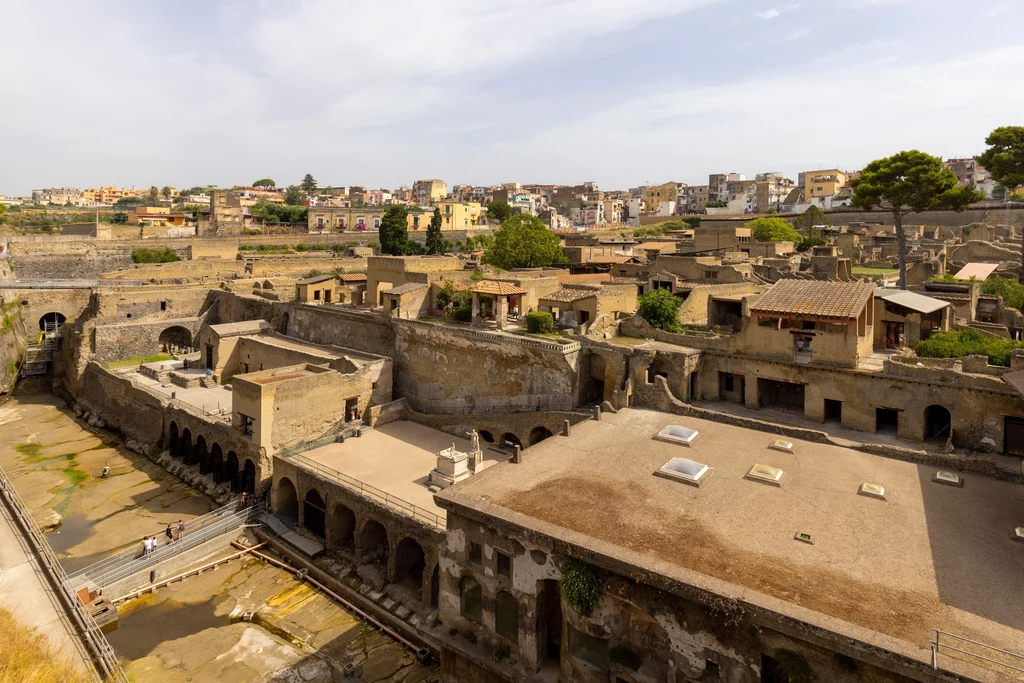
[
  {"x1": 884, "y1": 321, "x2": 904, "y2": 349},
  {"x1": 324, "y1": 289, "x2": 332, "y2": 303},
  {"x1": 689, "y1": 371, "x2": 699, "y2": 402},
  {"x1": 345, "y1": 397, "x2": 359, "y2": 422},
  {"x1": 718, "y1": 372, "x2": 744, "y2": 403},
  {"x1": 924, "y1": 405, "x2": 952, "y2": 442},
  {"x1": 824, "y1": 399, "x2": 842, "y2": 424},
  {"x1": 757, "y1": 378, "x2": 805, "y2": 412},
  {"x1": 1004, "y1": 416, "x2": 1024, "y2": 457},
  {"x1": 876, "y1": 407, "x2": 899, "y2": 435},
  {"x1": 205, "y1": 344, "x2": 214, "y2": 370},
  {"x1": 540, "y1": 579, "x2": 562, "y2": 665}
]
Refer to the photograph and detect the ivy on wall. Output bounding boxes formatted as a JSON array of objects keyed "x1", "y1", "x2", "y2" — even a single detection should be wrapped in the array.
[{"x1": 560, "y1": 560, "x2": 602, "y2": 616}]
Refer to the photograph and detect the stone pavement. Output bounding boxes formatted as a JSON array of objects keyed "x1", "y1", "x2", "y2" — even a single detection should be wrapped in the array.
[{"x1": 0, "y1": 491, "x2": 91, "y2": 674}]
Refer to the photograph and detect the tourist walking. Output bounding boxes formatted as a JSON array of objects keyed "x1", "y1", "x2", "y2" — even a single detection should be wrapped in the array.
[
  {"x1": 240, "y1": 492, "x2": 248, "y2": 509},
  {"x1": 165, "y1": 524, "x2": 174, "y2": 543},
  {"x1": 142, "y1": 537, "x2": 152, "y2": 556},
  {"x1": 177, "y1": 520, "x2": 185, "y2": 540}
]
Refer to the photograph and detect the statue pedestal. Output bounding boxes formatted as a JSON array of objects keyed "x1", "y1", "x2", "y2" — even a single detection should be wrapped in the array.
[
  {"x1": 468, "y1": 449, "x2": 483, "y2": 473},
  {"x1": 429, "y1": 446, "x2": 472, "y2": 489}
]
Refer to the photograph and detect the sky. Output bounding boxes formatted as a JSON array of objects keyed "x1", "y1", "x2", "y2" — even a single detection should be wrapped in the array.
[{"x1": 1, "y1": 0, "x2": 1023, "y2": 195}]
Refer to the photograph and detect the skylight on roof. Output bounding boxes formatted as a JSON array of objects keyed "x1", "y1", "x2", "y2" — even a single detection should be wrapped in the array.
[
  {"x1": 654, "y1": 425, "x2": 699, "y2": 447},
  {"x1": 654, "y1": 457, "x2": 711, "y2": 488},
  {"x1": 745, "y1": 463, "x2": 784, "y2": 486},
  {"x1": 858, "y1": 482, "x2": 885, "y2": 500},
  {"x1": 1012, "y1": 527, "x2": 1024, "y2": 543},
  {"x1": 769, "y1": 440, "x2": 793, "y2": 453},
  {"x1": 932, "y1": 470, "x2": 964, "y2": 488}
]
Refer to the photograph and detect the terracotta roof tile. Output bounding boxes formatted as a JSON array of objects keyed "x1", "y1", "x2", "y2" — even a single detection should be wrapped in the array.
[
  {"x1": 750, "y1": 279, "x2": 873, "y2": 319},
  {"x1": 558, "y1": 273, "x2": 613, "y2": 285},
  {"x1": 431, "y1": 278, "x2": 472, "y2": 291},
  {"x1": 337, "y1": 273, "x2": 367, "y2": 282},
  {"x1": 539, "y1": 288, "x2": 596, "y2": 303},
  {"x1": 472, "y1": 280, "x2": 529, "y2": 296}
]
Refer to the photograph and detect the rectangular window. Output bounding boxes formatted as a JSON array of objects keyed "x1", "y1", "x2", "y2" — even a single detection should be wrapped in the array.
[
  {"x1": 567, "y1": 625, "x2": 609, "y2": 671},
  {"x1": 723, "y1": 374, "x2": 734, "y2": 392},
  {"x1": 160, "y1": 301, "x2": 167, "y2": 311},
  {"x1": 469, "y1": 541, "x2": 482, "y2": 565},
  {"x1": 497, "y1": 550, "x2": 511, "y2": 578}
]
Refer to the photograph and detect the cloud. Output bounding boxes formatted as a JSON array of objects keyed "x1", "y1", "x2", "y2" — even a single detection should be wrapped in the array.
[
  {"x1": 755, "y1": 3, "x2": 800, "y2": 19},
  {"x1": 781, "y1": 26, "x2": 813, "y2": 41}
]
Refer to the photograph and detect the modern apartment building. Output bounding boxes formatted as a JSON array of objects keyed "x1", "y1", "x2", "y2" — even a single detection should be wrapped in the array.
[
  {"x1": 803, "y1": 169, "x2": 849, "y2": 201},
  {"x1": 412, "y1": 179, "x2": 448, "y2": 205}
]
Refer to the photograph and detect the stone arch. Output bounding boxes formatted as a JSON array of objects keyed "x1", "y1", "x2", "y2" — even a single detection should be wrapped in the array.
[
  {"x1": 168, "y1": 421, "x2": 179, "y2": 454},
  {"x1": 394, "y1": 537, "x2": 426, "y2": 590},
  {"x1": 303, "y1": 488, "x2": 327, "y2": 538},
  {"x1": 38, "y1": 312, "x2": 66, "y2": 331},
  {"x1": 529, "y1": 426, "x2": 553, "y2": 447},
  {"x1": 208, "y1": 443, "x2": 223, "y2": 480},
  {"x1": 226, "y1": 451, "x2": 240, "y2": 491},
  {"x1": 358, "y1": 519, "x2": 389, "y2": 566},
  {"x1": 460, "y1": 575, "x2": 483, "y2": 623},
  {"x1": 479, "y1": 430, "x2": 495, "y2": 444},
  {"x1": 925, "y1": 404, "x2": 952, "y2": 442},
  {"x1": 242, "y1": 459, "x2": 256, "y2": 494},
  {"x1": 275, "y1": 477, "x2": 298, "y2": 527},
  {"x1": 158, "y1": 325, "x2": 194, "y2": 354},
  {"x1": 191, "y1": 435, "x2": 208, "y2": 470},
  {"x1": 500, "y1": 432, "x2": 523, "y2": 450},
  {"x1": 327, "y1": 503, "x2": 356, "y2": 548},
  {"x1": 495, "y1": 591, "x2": 520, "y2": 643},
  {"x1": 178, "y1": 428, "x2": 192, "y2": 460}
]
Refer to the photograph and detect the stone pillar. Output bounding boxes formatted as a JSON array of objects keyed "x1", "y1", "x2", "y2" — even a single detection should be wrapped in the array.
[
  {"x1": 512, "y1": 444, "x2": 522, "y2": 463},
  {"x1": 471, "y1": 292, "x2": 481, "y2": 325},
  {"x1": 562, "y1": 420, "x2": 571, "y2": 437},
  {"x1": 495, "y1": 295, "x2": 507, "y2": 330}
]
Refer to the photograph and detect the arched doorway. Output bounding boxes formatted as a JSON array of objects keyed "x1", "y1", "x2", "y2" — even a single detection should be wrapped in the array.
[
  {"x1": 479, "y1": 430, "x2": 495, "y2": 444},
  {"x1": 359, "y1": 520, "x2": 388, "y2": 566},
  {"x1": 500, "y1": 433, "x2": 522, "y2": 450},
  {"x1": 168, "y1": 422, "x2": 179, "y2": 454},
  {"x1": 303, "y1": 489, "x2": 327, "y2": 538},
  {"x1": 226, "y1": 451, "x2": 239, "y2": 491},
  {"x1": 158, "y1": 326, "x2": 193, "y2": 354},
  {"x1": 38, "y1": 312, "x2": 66, "y2": 331},
  {"x1": 925, "y1": 405, "x2": 952, "y2": 442},
  {"x1": 394, "y1": 538, "x2": 426, "y2": 598},
  {"x1": 191, "y1": 435, "x2": 208, "y2": 469},
  {"x1": 328, "y1": 503, "x2": 356, "y2": 548},
  {"x1": 277, "y1": 313, "x2": 289, "y2": 334},
  {"x1": 242, "y1": 459, "x2": 256, "y2": 494},
  {"x1": 275, "y1": 477, "x2": 298, "y2": 527},
  {"x1": 529, "y1": 426, "x2": 553, "y2": 446},
  {"x1": 208, "y1": 444, "x2": 223, "y2": 481},
  {"x1": 178, "y1": 428, "x2": 192, "y2": 460}
]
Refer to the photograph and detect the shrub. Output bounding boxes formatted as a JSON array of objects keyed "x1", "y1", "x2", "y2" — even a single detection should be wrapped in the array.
[
  {"x1": 526, "y1": 311, "x2": 554, "y2": 334},
  {"x1": 745, "y1": 216, "x2": 801, "y2": 243},
  {"x1": 914, "y1": 328, "x2": 1024, "y2": 366},
  {"x1": 132, "y1": 247, "x2": 180, "y2": 263},
  {"x1": 982, "y1": 276, "x2": 1024, "y2": 312},
  {"x1": 452, "y1": 305, "x2": 473, "y2": 322},
  {"x1": 637, "y1": 288, "x2": 682, "y2": 333},
  {"x1": 560, "y1": 560, "x2": 602, "y2": 616}
]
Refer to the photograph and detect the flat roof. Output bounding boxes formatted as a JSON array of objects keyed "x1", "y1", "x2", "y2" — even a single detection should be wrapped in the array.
[
  {"x1": 953, "y1": 263, "x2": 999, "y2": 281},
  {"x1": 299, "y1": 421, "x2": 506, "y2": 516},
  {"x1": 439, "y1": 408, "x2": 1024, "y2": 661},
  {"x1": 874, "y1": 288, "x2": 950, "y2": 315}
]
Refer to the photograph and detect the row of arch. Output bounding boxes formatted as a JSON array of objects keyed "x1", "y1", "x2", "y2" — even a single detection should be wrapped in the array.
[
  {"x1": 475, "y1": 425, "x2": 554, "y2": 450},
  {"x1": 461, "y1": 576, "x2": 520, "y2": 643},
  {"x1": 168, "y1": 422, "x2": 256, "y2": 493},
  {"x1": 275, "y1": 477, "x2": 438, "y2": 606}
]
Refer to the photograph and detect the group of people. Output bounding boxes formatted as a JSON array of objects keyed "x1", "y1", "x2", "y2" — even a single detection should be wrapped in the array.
[
  {"x1": 795, "y1": 338, "x2": 813, "y2": 353},
  {"x1": 141, "y1": 520, "x2": 186, "y2": 556}
]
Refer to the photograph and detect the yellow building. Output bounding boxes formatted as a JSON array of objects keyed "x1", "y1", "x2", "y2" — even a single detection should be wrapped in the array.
[
  {"x1": 126, "y1": 206, "x2": 186, "y2": 226},
  {"x1": 804, "y1": 169, "x2": 849, "y2": 200},
  {"x1": 307, "y1": 206, "x2": 433, "y2": 233},
  {"x1": 432, "y1": 201, "x2": 482, "y2": 231},
  {"x1": 643, "y1": 182, "x2": 679, "y2": 215},
  {"x1": 82, "y1": 186, "x2": 146, "y2": 204}
]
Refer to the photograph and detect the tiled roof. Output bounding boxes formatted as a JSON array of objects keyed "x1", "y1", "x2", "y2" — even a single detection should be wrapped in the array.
[
  {"x1": 953, "y1": 262, "x2": 998, "y2": 281},
  {"x1": 381, "y1": 282, "x2": 428, "y2": 295},
  {"x1": 612, "y1": 276, "x2": 644, "y2": 285},
  {"x1": 431, "y1": 278, "x2": 472, "y2": 291},
  {"x1": 586, "y1": 255, "x2": 632, "y2": 264},
  {"x1": 472, "y1": 280, "x2": 529, "y2": 296},
  {"x1": 558, "y1": 273, "x2": 613, "y2": 285},
  {"x1": 337, "y1": 273, "x2": 367, "y2": 282},
  {"x1": 296, "y1": 273, "x2": 337, "y2": 285},
  {"x1": 539, "y1": 288, "x2": 596, "y2": 303},
  {"x1": 636, "y1": 241, "x2": 677, "y2": 250},
  {"x1": 750, "y1": 279, "x2": 874, "y2": 319}
]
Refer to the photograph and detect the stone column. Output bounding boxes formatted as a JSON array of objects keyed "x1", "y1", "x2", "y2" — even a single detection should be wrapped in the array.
[
  {"x1": 495, "y1": 295, "x2": 507, "y2": 330},
  {"x1": 472, "y1": 292, "x2": 481, "y2": 325}
]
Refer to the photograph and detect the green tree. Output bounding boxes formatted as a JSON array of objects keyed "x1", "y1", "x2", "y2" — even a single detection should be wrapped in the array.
[
  {"x1": 976, "y1": 126, "x2": 1024, "y2": 191},
  {"x1": 252, "y1": 178, "x2": 276, "y2": 188},
  {"x1": 852, "y1": 150, "x2": 983, "y2": 289},
  {"x1": 977, "y1": 126, "x2": 1024, "y2": 282},
  {"x1": 0, "y1": 203, "x2": 6, "y2": 223},
  {"x1": 300, "y1": 173, "x2": 318, "y2": 194},
  {"x1": 160, "y1": 186, "x2": 171, "y2": 201},
  {"x1": 425, "y1": 208, "x2": 445, "y2": 254},
  {"x1": 379, "y1": 205, "x2": 409, "y2": 256},
  {"x1": 147, "y1": 186, "x2": 159, "y2": 203},
  {"x1": 284, "y1": 185, "x2": 305, "y2": 206},
  {"x1": 637, "y1": 288, "x2": 682, "y2": 333},
  {"x1": 793, "y1": 205, "x2": 830, "y2": 230},
  {"x1": 745, "y1": 216, "x2": 801, "y2": 243},
  {"x1": 482, "y1": 214, "x2": 566, "y2": 269},
  {"x1": 486, "y1": 201, "x2": 513, "y2": 222}
]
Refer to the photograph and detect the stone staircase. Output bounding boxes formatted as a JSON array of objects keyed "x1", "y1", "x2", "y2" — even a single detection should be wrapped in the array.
[{"x1": 318, "y1": 556, "x2": 437, "y2": 631}]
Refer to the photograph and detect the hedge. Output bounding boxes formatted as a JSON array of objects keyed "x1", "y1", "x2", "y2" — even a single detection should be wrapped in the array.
[{"x1": 526, "y1": 311, "x2": 554, "y2": 334}]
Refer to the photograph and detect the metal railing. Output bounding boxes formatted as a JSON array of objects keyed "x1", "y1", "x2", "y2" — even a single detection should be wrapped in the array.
[
  {"x1": 282, "y1": 451, "x2": 446, "y2": 530},
  {"x1": 67, "y1": 501, "x2": 265, "y2": 590},
  {"x1": 932, "y1": 629, "x2": 1024, "y2": 675},
  {"x1": 0, "y1": 464, "x2": 129, "y2": 683}
]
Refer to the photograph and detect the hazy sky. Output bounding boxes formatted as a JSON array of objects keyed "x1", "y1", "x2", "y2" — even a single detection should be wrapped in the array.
[{"x1": 2, "y1": 0, "x2": 1022, "y2": 195}]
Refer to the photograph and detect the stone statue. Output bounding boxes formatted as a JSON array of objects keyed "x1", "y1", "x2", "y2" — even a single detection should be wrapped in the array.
[{"x1": 467, "y1": 429, "x2": 480, "y2": 454}]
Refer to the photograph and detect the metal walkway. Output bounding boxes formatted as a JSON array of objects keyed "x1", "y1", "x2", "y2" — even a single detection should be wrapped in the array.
[
  {"x1": 21, "y1": 321, "x2": 59, "y2": 377},
  {"x1": 67, "y1": 501, "x2": 265, "y2": 591}
]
